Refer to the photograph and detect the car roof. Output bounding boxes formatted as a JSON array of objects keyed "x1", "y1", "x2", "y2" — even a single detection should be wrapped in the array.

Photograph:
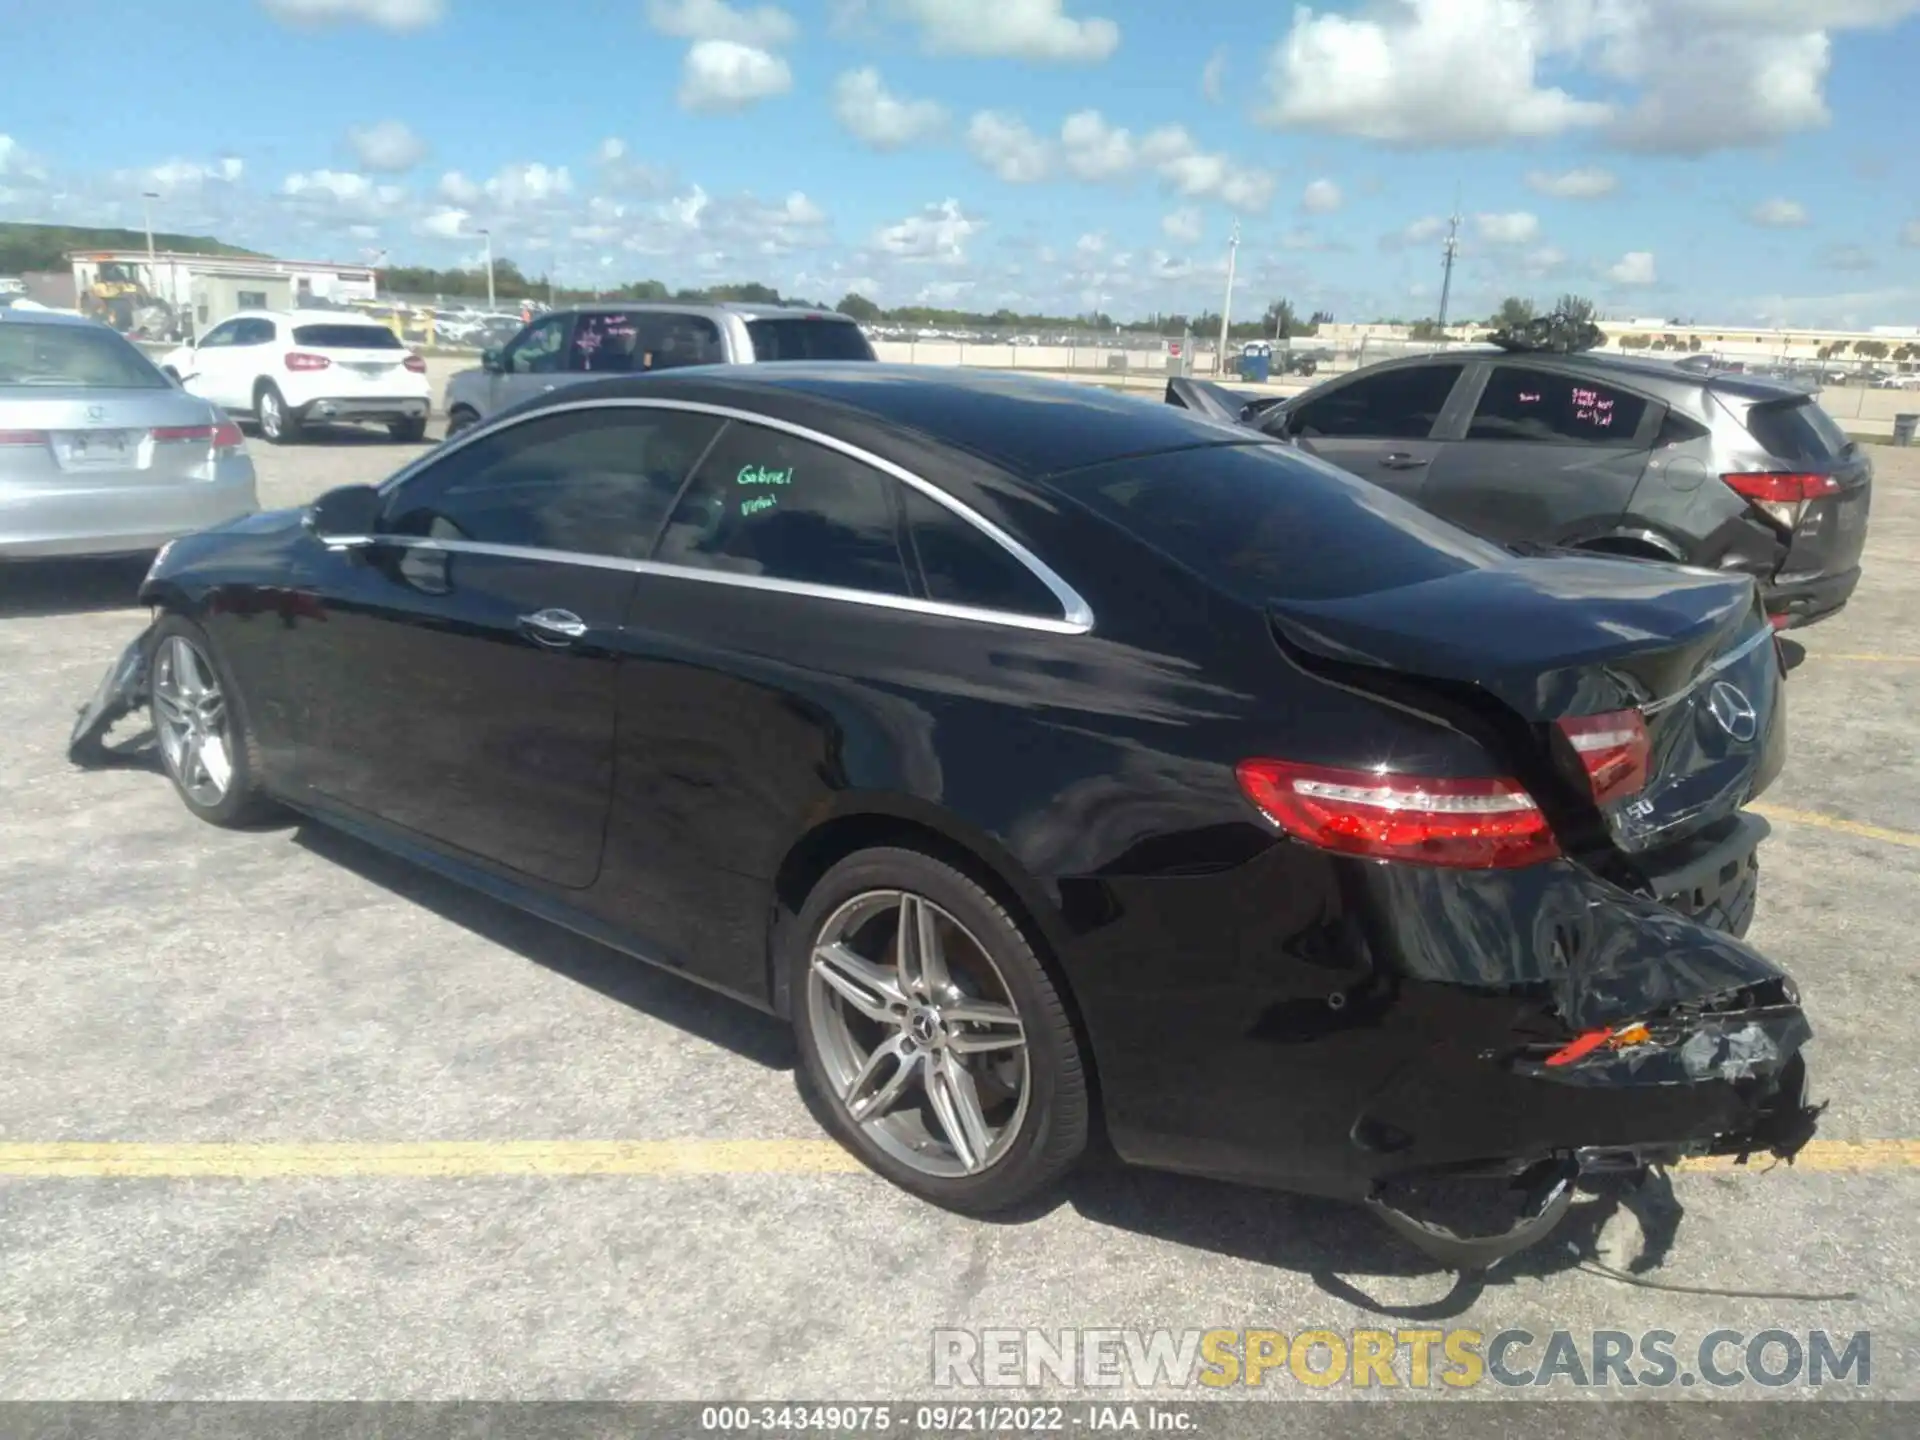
[
  {"x1": 537, "y1": 364, "x2": 1258, "y2": 477},
  {"x1": 560, "y1": 300, "x2": 858, "y2": 324},
  {"x1": 0, "y1": 308, "x2": 100, "y2": 329}
]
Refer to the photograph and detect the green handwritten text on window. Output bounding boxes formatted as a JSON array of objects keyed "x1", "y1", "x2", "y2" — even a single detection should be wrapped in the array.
[
  {"x1": 740, "y1": 495, "x2": 780, "y2": 517},
  {"x1": 737, "y1": 464, "x2": 794, "y2": 486}
]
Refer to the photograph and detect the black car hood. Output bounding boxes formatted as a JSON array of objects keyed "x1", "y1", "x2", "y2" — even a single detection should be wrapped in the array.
[{"x1": 1268, "y1": 553, "x2": 1757, "y2": 722}]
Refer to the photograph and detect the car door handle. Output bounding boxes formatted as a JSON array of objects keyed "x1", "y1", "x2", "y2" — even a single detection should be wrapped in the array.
[
  {"x1": 518, "y1": 608, "x2": 589, "y2": 646},
  {"x1": 1379, "y1": 452, "x2": 1430, "y2": 470}
]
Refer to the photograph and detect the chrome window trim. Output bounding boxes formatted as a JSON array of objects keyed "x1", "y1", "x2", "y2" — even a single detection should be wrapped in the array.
[
  {"x1": 356, "y1": 535, "x2": 1092, "y2": 636},
  {"x1": 1639, "y1": 622, "x2": 1776, "y2": 716},
  {"x1": 373, "y1": 394, "x2": 1094, "y2": 633}
]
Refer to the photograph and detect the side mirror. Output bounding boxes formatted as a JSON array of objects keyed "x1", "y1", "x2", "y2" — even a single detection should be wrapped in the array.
[
  {"x1": 481, "y1": 347, "x2": 504, "y2": 373},
  {"x1": 303, "y1": 484, "x2": 383, "y2": 546}
]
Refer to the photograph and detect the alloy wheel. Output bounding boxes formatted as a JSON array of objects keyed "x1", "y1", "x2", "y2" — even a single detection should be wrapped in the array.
[
  {"x1": 259, "y1": 390, "x2": 282, "y2": 439},
  {"x1": 150, "y1": 635, "x2": 234, "y2": 807},
  {"x1": 807, "y1": 889, "x2": 1030, "y2": 1178}
]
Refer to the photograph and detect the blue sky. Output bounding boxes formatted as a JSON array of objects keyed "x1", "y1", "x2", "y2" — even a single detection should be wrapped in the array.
[{"x1": 3, "y1": 0, "x2": 1918, "y2": 326}]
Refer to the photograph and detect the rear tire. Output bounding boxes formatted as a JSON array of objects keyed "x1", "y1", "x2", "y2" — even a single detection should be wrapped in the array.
[
  {"x1": 790, "y1": 846, "x2": 1088, "y2": 1215},
  {"x1": 147, "y1": 614, "x2": 274, "y2": 828},
  {"x1": 256, "y1": 382, "x2": 301, "y2": 445},
  {"x1": 388, "y1": 415, "x2": 429, "y2": 443}
]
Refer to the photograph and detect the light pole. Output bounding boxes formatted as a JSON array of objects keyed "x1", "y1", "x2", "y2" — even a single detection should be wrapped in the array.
[
  {"x1": 141, "y1": 190, "x2": 160, "y2": 294},
  {"x1": 478, "y1": 228, "x2": 495, "y2": 310},
  {"x1": 1436, "y1": 208, "x2": 1461, "y2": 333},
  {"x1": 1216, "y1": 219, "x2": 1240, "y2": 376}
]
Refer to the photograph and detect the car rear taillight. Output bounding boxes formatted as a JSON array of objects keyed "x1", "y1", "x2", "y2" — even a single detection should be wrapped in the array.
[
  {"x1": 1235, "y1": 759, "x2": 1560, "y2": 869},
  {"x1": 152, "y1": 421, "x2": 246, "y2": 450},
  {"x1": 0, "y1": 429, "x2": 49, "y2": 446},
  {"x1": 403, "y1": 354, "x2": 427, "y2": 373},
  {"x1": 285, "y1": 351, "x2": 332, "y2": 371},
  {"x1": 1722, "y1": 471, "x2": 1841, "y2": 531},
  {"x1": 1554, "y1": 709, "x2": 1650, "y2": 805}
]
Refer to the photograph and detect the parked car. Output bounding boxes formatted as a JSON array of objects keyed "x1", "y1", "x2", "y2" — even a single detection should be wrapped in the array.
[
  {"x1": 441, "y1": 302, "x2": 876, "y2": 434},
  {"x1": 156, "y1": 310, "x2": 431, "y2": 445},
  {"x1": 1, "y1": 309, "x2": 257, "y2": 560},
  {"x1": 1168, "y1": 347, "x2": 1872, "y2": 630},
  {"x1": 70, "y1": 367, "x2": 1817, "y2": 1265},
  {"x1": 1871, "y1": 371, "x2": 1920, "y2": 389}
]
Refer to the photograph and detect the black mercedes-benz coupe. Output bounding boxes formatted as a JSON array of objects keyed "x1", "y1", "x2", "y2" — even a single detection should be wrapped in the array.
[{"x1": 71, "y1": 365, "x2": 1818, "y2": 1264}]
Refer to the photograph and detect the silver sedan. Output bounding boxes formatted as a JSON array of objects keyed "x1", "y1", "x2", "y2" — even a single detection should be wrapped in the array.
[{"x1": 1, "y1": 311, "x2": 258, "y2": 559}]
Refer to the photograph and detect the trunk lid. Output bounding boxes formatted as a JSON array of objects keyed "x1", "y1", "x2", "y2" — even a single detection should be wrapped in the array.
[
  {"x1": 0, "y1": 387, "x2": 233, "y2": 489},
  {"x1": 1267, "y1": 553, "x2": 1785, "y2": 853},
  {"x1": 1715, "y1": 389, "x2": 1873, "y2": 583}
]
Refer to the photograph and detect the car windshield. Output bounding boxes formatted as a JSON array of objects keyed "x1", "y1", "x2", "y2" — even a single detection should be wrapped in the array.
[
  {"x1": 1746, "y1": 397, "x2": 1851, "y2": 464},
  {"x1": 1057, "y1": 441, "x2": 1506, "y2": 602},
  {"x1": 0, "y1": 322, "x2": 166, "y2": 388},
  {"x1": 746, "y1": 318, "x2": 875, "y2": 362},
  {"x1": 290, "y1": 324, "x2": 405, "y2": 350}
]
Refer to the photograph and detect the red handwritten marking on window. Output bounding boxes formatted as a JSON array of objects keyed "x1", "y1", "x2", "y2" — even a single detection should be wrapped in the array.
[{"x1": 1518, "y1": 391, "x2": 1541, "y2": 403}]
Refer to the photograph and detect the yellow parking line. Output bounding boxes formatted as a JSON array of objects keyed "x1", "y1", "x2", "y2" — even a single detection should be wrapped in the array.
[
  {"x1": 1749, "y1": 803, "x2": 1920, "y2": 851},
  {"x1": 0, "y1": 1139, "x2": 863, "y2": 1178},
  {"x1": 0, "y1": 1138, "x2": 1916, "y2": 1180}
]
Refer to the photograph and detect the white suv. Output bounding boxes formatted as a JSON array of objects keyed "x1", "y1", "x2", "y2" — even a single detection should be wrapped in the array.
[{"x1": 158, "y1": 310, "x2": 431, "y2": 444}]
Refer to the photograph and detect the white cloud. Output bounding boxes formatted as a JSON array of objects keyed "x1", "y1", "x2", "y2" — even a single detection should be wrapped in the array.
[
  {"x1": 1401, "y1": 215, "x2": 1448, "y2": 243},
  {"x1": 1161, "y1": 207, "x2": 1203, "y2": 244},
  {"x1": 1525, "y1": 166, "x2": 1617, "y2": 198},
  {"x1": 1257, "y1": 0, "x2": 1920, "y2": 155},
  {"x1": 1475, "y1": 210, "x2": 1539, "y2": 244},
  {"x1": 966, "y1": 111, "x2": 1052, "y2": 182},
  {"x1": 346, "y1": 119, "x2": 426, "y2": 172},
  {"x1": 1059, "y1": 110, "x2": 1135, "y2": 180},
  {"x1": 1821, "y1": 243, "x2": 1877, "y2": 272},
  {"x1": 679, "y1": 40, "x2": 793, "y2": 112},
  {"x1": 598, "y1": 138, "x2": 627, "y2": 162},
  {"x1": 0, "y1": 134, "x2": 46, "y2": 180},
  {"x1": 127, "y1": 158, "x2": 246, "y2": 193},
  {"x1": 437, "y1": 170, "x2": 481, "y2": 204},
  {"x1": 418, "y1": 206, "x2": 469, "y2": 238},
  {"x1": 645, "y1": 0, "x2": 798, "y2": 46},
  {"x1": 1749, "y1": 196, "x2": 1809, "y2": 228},
  {"x1": 282, "y1": 169, "x2": 376, "y2": 202},
  {"x1": 1903, "y1": 220, "x2": 1920, "y2": 247},
  {"x1": 1201, "y1": 49, "x2": 1226, "y2": 102},
  {"x1": 1302, "y1": 178, "x2": 1343, "y2": 214},
  {"x1": 832, "y1": 68, "x2": 946, "y2": 148},
  {"x1": 1259, "y1": 0, "x2": 1612, "y2": 146},
  {"x1": 1139, "y1": 124, "x2": 1274, "y2": 212},
  {"x1": 874, "y1": 197, "x2": 984, "y2": 262},
  {"x1": 483, "y1": 163, "x2": 573, "y2": 207},
  {"x1": 894, "y1": 0, "x2": 1119, "y2": 63},
  {"x1": 1607, "y1": 250, "x2": 1658, "y2": 286},
  {"x1": 259, "y1": 0, "x2": 442, "y2": 28}
]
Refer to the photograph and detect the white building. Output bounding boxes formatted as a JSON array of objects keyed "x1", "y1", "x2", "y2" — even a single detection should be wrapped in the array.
[{"x1": 68, "y1": 249, "x2": 379, "y2": 336}]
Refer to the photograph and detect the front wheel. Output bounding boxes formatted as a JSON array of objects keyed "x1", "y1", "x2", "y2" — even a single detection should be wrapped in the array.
[
  {"x1": 791, "y1": 847, "x2": 1089, "y2": 1214},
  {"x1": 147, "y1": 615, "x2": 273, "y2": 827},
  {"x1": 256, "y1": 383, "x2": 301, "y2": 445}
]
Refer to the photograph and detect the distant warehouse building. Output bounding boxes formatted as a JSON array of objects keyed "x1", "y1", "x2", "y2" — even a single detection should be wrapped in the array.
[{"x1": 68, "y1": 250, "x2": 379, "y2": 339}]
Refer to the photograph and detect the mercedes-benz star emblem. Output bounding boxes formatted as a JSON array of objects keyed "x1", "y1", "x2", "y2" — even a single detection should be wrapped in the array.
[
  {"x1": 1706, "y1": 681, "x2": 1759, "y2": 742},
  {"x1": 85, "y1": 405, "x2": 106, "y2": 422}
]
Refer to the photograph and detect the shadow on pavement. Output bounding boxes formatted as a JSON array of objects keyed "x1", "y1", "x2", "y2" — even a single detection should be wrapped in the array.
[
  {"x1": 291, "y1": 818, "x2": 798, "y2": 1073},
  {"x1": 0, "y1": 554, "x2": 153, "y2": 618}
]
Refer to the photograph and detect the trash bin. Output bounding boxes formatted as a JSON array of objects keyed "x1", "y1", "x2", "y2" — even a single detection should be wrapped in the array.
[
  {"x1": 1238, "y1": 341, "x2": 1272, "y2": 383},
  {"x1": 1895, "y1": 413, "x2": 1919, "y2": 447}
]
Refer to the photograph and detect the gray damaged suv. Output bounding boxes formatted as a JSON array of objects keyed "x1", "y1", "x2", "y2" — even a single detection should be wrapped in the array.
[
  {"x1": 1171, "y1": 349, "x2": 1872, "y2": 629},
  {"x1": 443, "y1": 301, "x2": 875, "y2": 434}
]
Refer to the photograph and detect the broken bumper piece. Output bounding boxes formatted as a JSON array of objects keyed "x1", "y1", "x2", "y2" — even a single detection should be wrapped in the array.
[{"x1": 68, "y1": 624, "x2": 154, "y2": 767}]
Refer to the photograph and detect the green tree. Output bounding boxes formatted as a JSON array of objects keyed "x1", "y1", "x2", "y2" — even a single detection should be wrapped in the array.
[
  {"x1": 1264, "y1": 297, "x2": 1299, "y2": 340},
  {"x1": 835, "y1": 292, "x2": 881, "y2": 322},
  {"x1": 1490, "y1": 296, "x2": 1535, "y2": 329},
  {"x1": 1855, "y1": 339, "x2": 1889, "y2": 359},
  {"x1": 1554, "y1": 293, "x2": 1598, "y2": 324}
]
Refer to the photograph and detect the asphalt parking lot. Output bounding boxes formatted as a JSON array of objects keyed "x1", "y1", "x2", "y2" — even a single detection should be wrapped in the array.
[{"x1": 2, "y1": 426, "x2": 1918, "y2": 1406}]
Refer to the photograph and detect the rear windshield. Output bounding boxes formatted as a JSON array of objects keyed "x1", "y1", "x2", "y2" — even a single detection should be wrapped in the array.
[
  {"x1": 0, "y1": 322, "x2": 165, "y2": 389},
  {"x1": 1060, "y1": 442, "x2": 1506, "y2": 602},
  {"x1": 291, "y1": 324, "x2": 405, "y2": 350},
  {"x1": 747, "y1": 318, "x2": 875, "y2": 362},
  {"x1": 1745, "y1": 398, "x2": 1850, "y2": 464}
]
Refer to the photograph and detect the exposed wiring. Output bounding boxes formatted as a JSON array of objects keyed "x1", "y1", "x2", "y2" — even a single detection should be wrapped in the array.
[{"x1": 1571, "y1": 1249, "x2": 1860, "y2": 1302}]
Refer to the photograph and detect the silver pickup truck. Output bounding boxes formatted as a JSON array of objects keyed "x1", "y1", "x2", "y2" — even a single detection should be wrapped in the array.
[{"x1": 442, "y1": 301, "x2": 876, "y2": 434}]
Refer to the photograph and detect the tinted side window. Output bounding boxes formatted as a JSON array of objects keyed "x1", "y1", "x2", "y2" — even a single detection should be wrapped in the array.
[
  {"x1": 1468, "y1": 366, "x2": 1649, "y2": 443},
  {"x1": 233, "y1": 318, "x2": 277, "y2": 346},
  {"x1": 381, "y1": 408, "x2": 722, "y2": 559},
  {"x1": 1746, "y1": 398, "x2": 1848, "y2": 464},
  {"x1": 901, "y1": 486, "x2": 1058, "y2": 616},
  {"x1": 1290, "y1": 364, "x2": 1462, "y2": 440},
  {"x1": 197, "y1": 321, "x2": 240, "y2": 348},
  {"x1": 635, "y1": 312, "x2": 724, "y2": 370},
  {"x1": 655, "y1": 422, "x2": 910, "y2": 595},
  {"x1": 747, "y1": 319, "x2": 875, "y2": 362},
  {"x1": 569, "y1": 312, "x2": 647, "y2": 373}
]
